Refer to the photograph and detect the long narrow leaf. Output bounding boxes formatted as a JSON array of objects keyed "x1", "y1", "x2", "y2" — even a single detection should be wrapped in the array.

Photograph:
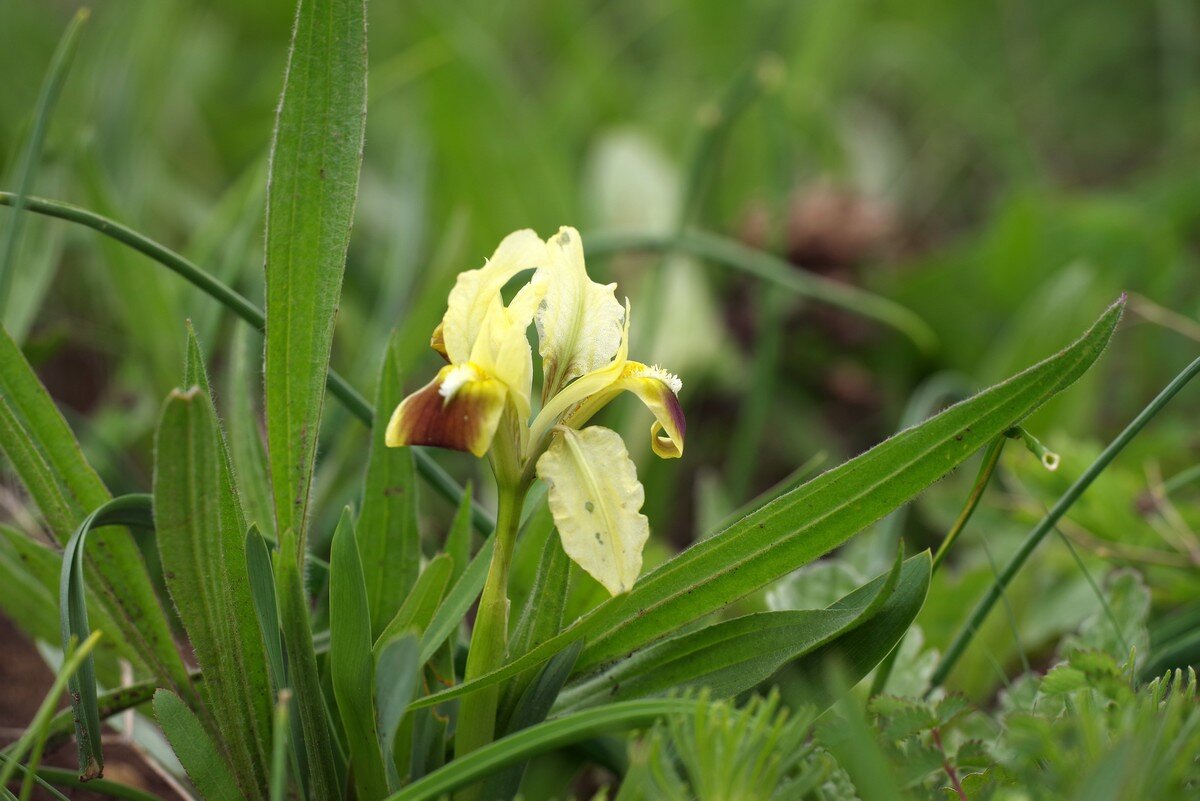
[
  {"x1": 154, "y1": 385, "x2": 273, "y2": 795},
  {"x1": 359, "y1": 332, "x2": 420, "y2": 637},
  {"x1": 329, "y1": 509, "x2": 389, "y2": 801},
  {"x1": 263, "y1": 0, "x2": 367, "y2": 550},
  {"x1": 413, "y1": 298, "x2": 1123, "y2": 708}
]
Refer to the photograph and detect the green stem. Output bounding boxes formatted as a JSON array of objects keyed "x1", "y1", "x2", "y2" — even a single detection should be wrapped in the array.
[
  {"x1": 930, "y1": 355, "x2": 1200, "y2": 690},
  {"x1": 0, "y1": 191, "x2": 490, "y2": 534},
  {"x1": 455, "y1": 485, "x2": 527, "y2": 765},
  {"x1": 585, "y1": 229, "x2": 936, "y2": 354},
  {"x1": 871, "y1": 436, "x2": 1007, "y2": 695},
  {"x1": 932, "y1": 436, "x2": 1008, "y2": 572}
]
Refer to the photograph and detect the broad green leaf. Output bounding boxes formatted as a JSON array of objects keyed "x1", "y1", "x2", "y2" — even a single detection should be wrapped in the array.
[
  {"x1": 359, "y1": 332, "x2": 420, "y2": 638},
  {"x1": 263, "y1": 0, "x2": 367, "y2": 550},
  {"x1": 274, "y1": 527, "x2": 341, "y2": 798},
  {"x1": 555, "y1": 551, "x2": 917, "y2": 711},
  {"x1": 154, "y1": 386, "x2": 273, "y2": 796},
  {"x1": 375, "y1": 553, "x2": 453, "y2": 653},
  {"x1": 153, "y1": 690, "x2": 242, "y2": 801},
  {"x1": 376, "y1": 634, "x2": 420, "y2": 792},
  {"x1": 413, "y1": 298, "x2": 1124, "y2": 708},
  {"x1": 329, "y1": 509, "x2": 389, "y2": 801},
  {"x1": 0, "y1": 323, "x2": 189, "y2": 697}
]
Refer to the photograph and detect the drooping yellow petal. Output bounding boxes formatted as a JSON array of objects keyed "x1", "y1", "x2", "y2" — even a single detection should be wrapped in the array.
[
  {"x1": 536, "y1": 426, "x2": 649, "y2": 595},
  {"x1": 439, "y1": 229, "x2": 547, "y2": 363},
  {"x1": 527, "y1": 299, "x2": 631, "y2": 450},
  {"x1": 385, "y1": 363, "x2": 507, "y2": 458},
  {"x1": 534, "y1": 226, "x2": 626, "y2": 395},
  {"x1": 564, "y1": 361, "x2": 685, "y2": 459}
]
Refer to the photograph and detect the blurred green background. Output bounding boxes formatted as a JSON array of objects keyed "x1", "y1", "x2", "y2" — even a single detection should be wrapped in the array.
[{"x1": 3, "y1": 0, "x2": 1199, "y2": 701}]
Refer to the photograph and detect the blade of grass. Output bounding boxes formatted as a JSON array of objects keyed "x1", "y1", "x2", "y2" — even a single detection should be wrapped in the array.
[
  {"x1": 0, "y1": 632, "x2": 101, "y2": 793},
  {"x1": 0, "y1": 192, "x2": 490, "y2": 534},
  {"x1": 586, "y1": 229, "x2": 937, "y2": 354},
  {"x1": 270, "y1": 690, "x2": 292, "y2": 801},
  {"x1": 0, "y1": 9, "x2": 88, "y2": 315},
  {"x1": 931, "y1": 355, "x2": 1200, "y2": 689},
  {"x1": 152, "y1": 690, "x2": 241, "y2": 801},
  {"x1": 386, "y1": 699, "x2": 694, "y2": 801}
]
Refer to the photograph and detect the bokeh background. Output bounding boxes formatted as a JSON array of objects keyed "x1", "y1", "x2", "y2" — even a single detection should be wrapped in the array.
[{"x1": 3, "y1": 0, "x2": 1200, "y2": 789}]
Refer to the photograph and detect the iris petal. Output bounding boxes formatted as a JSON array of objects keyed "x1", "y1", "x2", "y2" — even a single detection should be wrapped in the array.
[{"x1": 385, "y1": 363, "x2": 508, "y2": 458}]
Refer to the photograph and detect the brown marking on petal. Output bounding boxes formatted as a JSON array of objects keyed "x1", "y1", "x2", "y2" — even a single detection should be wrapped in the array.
[{"x1": 386, "y1": 372, "x2": 505, "y2": 457}]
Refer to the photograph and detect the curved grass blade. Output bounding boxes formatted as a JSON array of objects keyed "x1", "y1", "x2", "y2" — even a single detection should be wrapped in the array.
[
  {"x1": 263, "y1": 0, "x2": 367, "y2": 551},
  {"x1": 0, "y1": 9, "x2": 88, "y2": 314},
  {"x1": 0, "y1": 323, "x2": 191, "y2": 701},
  {"x1": 412, "y1": 298, "x2": 1124, "y2": 709},
  {"x1": 386, "y1": 699, "x2": 694, "y2": 801},
  {"x1": 586, "y1": 229, "x2": 937, "y2": 354},
  {"x1": 329, "y1": 510, "x2": 389, "y2": 801},
  {"x1": 0, "y1": 190, "x2": 486, "y2": 535},
  {"x1": 58, "y1": 495, "x2": 156, "y2": 778},
  {"x1": 152, "y1": 690, "x2": 241, "y2": 801}
]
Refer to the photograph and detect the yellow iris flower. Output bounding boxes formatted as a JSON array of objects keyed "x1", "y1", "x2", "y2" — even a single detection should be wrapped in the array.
[{"x1": 385, "y1": 226, "x2": 685, "y2": 594}]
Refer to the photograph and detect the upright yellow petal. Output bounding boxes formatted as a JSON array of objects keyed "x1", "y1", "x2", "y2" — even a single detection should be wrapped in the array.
[
  {"x1": 468, "y1": 283, "x2": 544, "y2": 424},
  {"x1": 439, "y1": 229, "x2": 547, "y2": 363},
  {"x1": 534, "y1": 227, "x2": 626, "y2": 396},
  {"x1": 564, "y1": 361, "x2": 685, "y2": 458},
  {"x1": 385, "y1": 363, "x2": 507, "y2": 458},
  {"x1": 536, "y1": 426, "x2": 649, "y2": 595}
]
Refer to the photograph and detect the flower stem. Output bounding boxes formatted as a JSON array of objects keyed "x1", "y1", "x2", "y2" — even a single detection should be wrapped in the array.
[{"x1": 455, "y1": 485, "x2": 526, "y2": 765}]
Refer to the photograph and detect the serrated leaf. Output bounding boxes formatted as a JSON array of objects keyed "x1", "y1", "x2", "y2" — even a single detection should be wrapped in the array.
[
  {"x1": 413, "y1": 300, "x2": 1122, "y2": 710},
  {"x1": 263, "y1": 0, "x2": 367, "y2": 550},
  {"x1": 154, "y1": 384, "x2": 273, "y2": 796},
  {"x1": 870, "y1": 695, "x2": 939, "y2": 741}
]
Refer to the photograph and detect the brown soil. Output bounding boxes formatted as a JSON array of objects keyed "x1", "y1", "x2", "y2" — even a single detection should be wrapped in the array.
[{"x1": 0, "y1": 614, "x2": 184, "y2": 800}]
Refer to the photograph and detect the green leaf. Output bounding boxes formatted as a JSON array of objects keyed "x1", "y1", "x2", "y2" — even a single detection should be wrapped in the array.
[
  {"x1": 483, "y1": 641, "x2": 584, "y2": 801},
  {"x1": 376, "y1": 634, "x2": 420, "y2": 792},
  {"x1": 153, "y1": 690, "x2": 242, "y2": 801},
  {"x1": 0, "y1": 9, "x2": 87, "y2": 317},
  {"x1": 418, "y1": 537, "x2": 493, "y2": 665},
  {"x1": 154, "y1": 385, "x2": 273, "y2": 796},
  {"x1": 245, "y1": 526, "x2": 286, "y2": 692},
  {"x1": 414, "y1": 299, "x2": 1123, "y2": 709},
  {"x1": 0, "y1": 323, "x2": 190, "y2": 697},
  {"x1": 359, "y1": 332, "x2": 420, "y2": 638},
  {"x1": 275, "y1": 527, "x2": 341, "y2": 798},
  {"x1": 58, "y1": 495, "x2": 157, "y2": 778},
  {"x1": 386, "y1": 699, "x2": 693, "y2": 801},
  {"x1": 556, "y1": 551, "x2": 913, "y2": 711},
  {"x1": 329, "y1": 509, "x2": 389, "y2": 801},
  {"x1": 375, "y1": 554, "x2": 453, "y2": 653},
  {"x1": 225, "y1": 326, "x2": 274, "y2": 537},
  {"x1": 263, "y1": 0, "x2": 367, "y2": 550},
  {"x1": 790, "y1": 555, "x2": 932, "y2": 708},
  {"x1": 445, "y1": 482, "x2": 474, "y2": 587}
]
